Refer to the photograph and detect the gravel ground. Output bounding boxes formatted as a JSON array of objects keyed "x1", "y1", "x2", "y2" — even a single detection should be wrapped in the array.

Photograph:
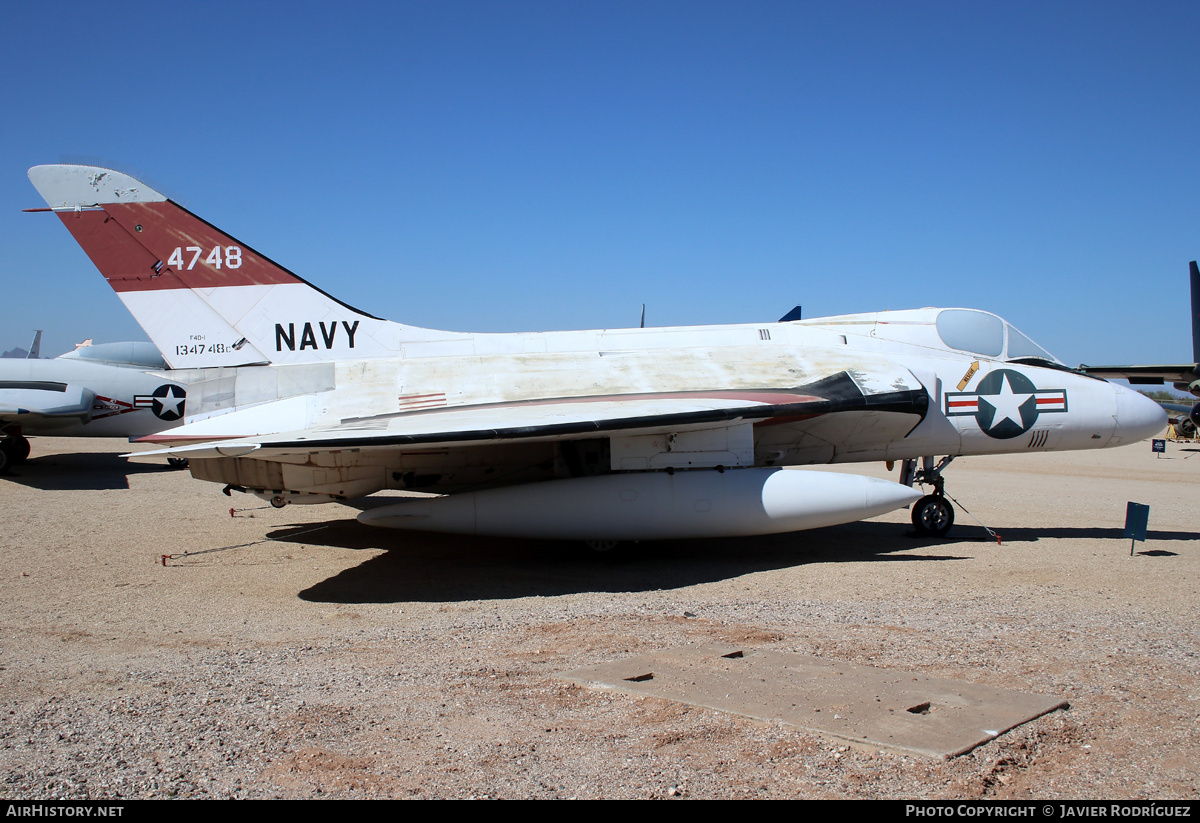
[{"x1": 1, "y1": 436, "x2": 1197, "y2": 799}]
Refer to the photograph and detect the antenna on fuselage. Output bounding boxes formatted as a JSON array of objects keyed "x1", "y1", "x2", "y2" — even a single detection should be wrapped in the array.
[{"x1": 640, "y1": 304, "x2": 645, "y2": 329}]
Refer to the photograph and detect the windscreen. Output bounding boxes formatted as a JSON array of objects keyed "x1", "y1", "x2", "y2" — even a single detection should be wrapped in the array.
[{"x1": 1005, "y1": 325, "x2": 1058, "y2": 362}]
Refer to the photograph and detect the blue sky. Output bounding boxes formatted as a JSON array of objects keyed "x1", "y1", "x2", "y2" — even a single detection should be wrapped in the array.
[{"x1": 2, "y1": 1, "x2": 1198, "y2": 367}]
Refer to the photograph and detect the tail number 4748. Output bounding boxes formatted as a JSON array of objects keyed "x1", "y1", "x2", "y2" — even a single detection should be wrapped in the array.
[{"x1": 167, "y1": 246, "x2": 243, "y2": 270}]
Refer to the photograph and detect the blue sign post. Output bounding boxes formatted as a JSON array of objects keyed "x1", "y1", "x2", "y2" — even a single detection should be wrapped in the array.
[{"x1": 1124, "y1": 502, "x2": 1150, "y2": 556}]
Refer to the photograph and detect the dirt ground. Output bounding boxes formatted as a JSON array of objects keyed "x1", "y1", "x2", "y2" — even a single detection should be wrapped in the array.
[{"x1": 1, "y1": 436, "x2": 1197, "y2": 799}]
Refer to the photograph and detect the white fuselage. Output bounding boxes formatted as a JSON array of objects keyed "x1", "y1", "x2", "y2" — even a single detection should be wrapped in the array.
[{"x1": 166, "y1": 308, "x2": 1163, "y2": 502}]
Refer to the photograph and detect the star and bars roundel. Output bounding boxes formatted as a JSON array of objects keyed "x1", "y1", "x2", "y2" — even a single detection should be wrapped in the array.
[
  {"x1": 944, "y1": 369, "x2": 1067, "y2": 439},
  {"x1": 133, "y1": 384, "x2": 187, "y2": 421}
]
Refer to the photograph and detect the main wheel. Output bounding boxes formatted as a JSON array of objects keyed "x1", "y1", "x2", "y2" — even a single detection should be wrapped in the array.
[
  {"x1": 580, "y1": 539, "x2": 633, "y2": 561},
  {"x1": 912, "y1": 494, "x2": 954, "y2": 537},
  {"x1": 6, "y1": 436, "x2": 30, "y2": 464},
  {"x1": 167, "y1": 457, "x2": 189, "y2": 469}
]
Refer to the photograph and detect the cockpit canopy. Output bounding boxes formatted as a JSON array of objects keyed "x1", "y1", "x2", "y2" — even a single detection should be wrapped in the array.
[
  {"x1": 56, "y1": 341, "x2": 168, "y2": 369},
  {"x1": 934, "y1": 309, "x2": 1058, "y2": 363},
  {"x1": 800, "y1": 307, "x2": 1063, "y2": 365}
]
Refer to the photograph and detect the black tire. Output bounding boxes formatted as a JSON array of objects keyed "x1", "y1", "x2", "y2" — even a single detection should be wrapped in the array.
[
  {"x1": 167, "y1": 457, "x2": 189, "y2": 469},
  {"x1": 912, "y1": 494, "x2": 954, "y2": 537},
  {"x1": 7, "y1": 436, "x2": 30, "y2": 464},
  {"x1": 580, "y1": 539, "x2": 635, "y2": 561}
]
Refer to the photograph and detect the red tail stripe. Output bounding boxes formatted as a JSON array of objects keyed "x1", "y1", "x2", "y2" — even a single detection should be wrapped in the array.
[{"x1": 57, "y1": 202, "x2": 300, "y2": 293}]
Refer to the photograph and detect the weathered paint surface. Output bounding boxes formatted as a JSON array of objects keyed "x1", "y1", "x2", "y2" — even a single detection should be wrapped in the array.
[{"x1": 168, "y1": 314, "x2": 1156, "y2": 500}]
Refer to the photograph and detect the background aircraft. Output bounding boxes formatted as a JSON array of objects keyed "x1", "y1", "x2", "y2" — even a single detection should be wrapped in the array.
[
  {"x1": 27, "y1": 164, "x2": 1166, "y2": 541},
  {"x1": 1159, "y1": 402, "x2": 1198, "y2": 440},
  {"x1": 1080, "y1": 260, "x2": 1200, "y2": 437},
  {"x1": 13, "y1": 329, "x2": 42, "y2": 359},
  {"x1": 0, "y1": 338, "x2": 187, "y2": 471}
]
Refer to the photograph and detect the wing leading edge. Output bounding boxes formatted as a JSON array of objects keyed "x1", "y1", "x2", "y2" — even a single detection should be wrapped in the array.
[{"x1": 135, "y1": 370, "x2": 929, "y2": 460}]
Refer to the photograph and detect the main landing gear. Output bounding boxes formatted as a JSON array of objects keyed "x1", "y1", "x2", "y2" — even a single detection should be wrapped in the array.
[
  {"x1": 0, "y1": 435, "x2": 31, "y2": 473},
  {"x1": 898, "y1": 456, "x2": 956, "y2": 537}
]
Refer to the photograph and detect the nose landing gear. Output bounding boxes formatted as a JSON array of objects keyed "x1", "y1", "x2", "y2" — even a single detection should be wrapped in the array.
[{"x1": 899, "y1": 456, "x2": 956, "y2": 537}]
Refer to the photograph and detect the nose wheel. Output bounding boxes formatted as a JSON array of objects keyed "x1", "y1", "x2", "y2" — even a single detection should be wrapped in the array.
[
  {"x1": 912, "y1": 493, "x2": 954, "y2": 536},
  {"x1": 899, "y1": 456, "x2": 957, "y2": 537}
]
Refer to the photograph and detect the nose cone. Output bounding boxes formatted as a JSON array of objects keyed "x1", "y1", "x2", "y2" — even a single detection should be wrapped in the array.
[{"x1": 1113, "y1": 384, "x2": 1168, "y2": 445}]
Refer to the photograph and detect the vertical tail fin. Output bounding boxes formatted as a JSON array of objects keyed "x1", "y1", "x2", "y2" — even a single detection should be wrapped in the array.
[
  {"x1": 26, "y1": 330, "x2": 41, "y2": 360},
  {"x1": 1190, "y1": 260, "x2": 1199, "y2": 365},
  {"x1": 28, "y1": 165, "x2": 455, "y2": 370}
]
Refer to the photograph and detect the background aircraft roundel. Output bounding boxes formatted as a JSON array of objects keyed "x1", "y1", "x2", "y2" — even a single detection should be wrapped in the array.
[{"x1": 145, "y1": 384, "x2": 186, "y2": 421}]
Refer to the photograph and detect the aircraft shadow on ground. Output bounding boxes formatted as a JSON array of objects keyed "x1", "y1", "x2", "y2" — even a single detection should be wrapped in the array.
[
  {"x1": 0, "y1": 452, "x2": 180, "y2": 491},
  {"x1": 282, "y1": 518, "x2": 976, "y2": 604},
  {"x1": 276, "y1": 516, "x2": 1200, "y2": 604},
  {"x1": 968, "y1": 525, "x2": 1200, "y2": 543}
]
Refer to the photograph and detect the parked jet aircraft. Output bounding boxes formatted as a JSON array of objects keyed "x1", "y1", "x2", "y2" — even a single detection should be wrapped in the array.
[
  {"x1": 0, "y1": 338, "x2": 187, "y2": 471},
  {"x1": 27, "y1": 164, "x2": 1166, "y2": 541},
  {"x1": 1080, "y1": 260, "x2": 1200, "y2": 436},
  {"x1": 1160, "y1": 403, "x2": 1198, "y2": 439}
]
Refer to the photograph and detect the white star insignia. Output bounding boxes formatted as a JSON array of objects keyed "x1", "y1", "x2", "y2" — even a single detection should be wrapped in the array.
[
  {"x1": 981, "y1": 374, "x2": 1031, "y2": 431},
  {"x1": 155, "y1": 387, "x2": 185, "y2": 417}
]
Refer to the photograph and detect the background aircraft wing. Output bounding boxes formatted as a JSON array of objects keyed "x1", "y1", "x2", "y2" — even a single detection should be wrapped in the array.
[
  {"x1": 0, "y1": 381, "x2": 94, "y2": 422},
  {"x1": 1080, "y1": 261, "x2": 1200, "y2": 395},
  {"x1": 1077, "y1": 363, "x2": 1200, "y2": 383},
  {"x1": 1078, "y1": 362, "x2": 1200, "y2": 401}
]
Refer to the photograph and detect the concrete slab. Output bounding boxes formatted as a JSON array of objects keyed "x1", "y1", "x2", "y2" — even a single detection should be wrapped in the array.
[{"x1": 559, "y1": 645, "x2": 1067, "y2": 758}]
